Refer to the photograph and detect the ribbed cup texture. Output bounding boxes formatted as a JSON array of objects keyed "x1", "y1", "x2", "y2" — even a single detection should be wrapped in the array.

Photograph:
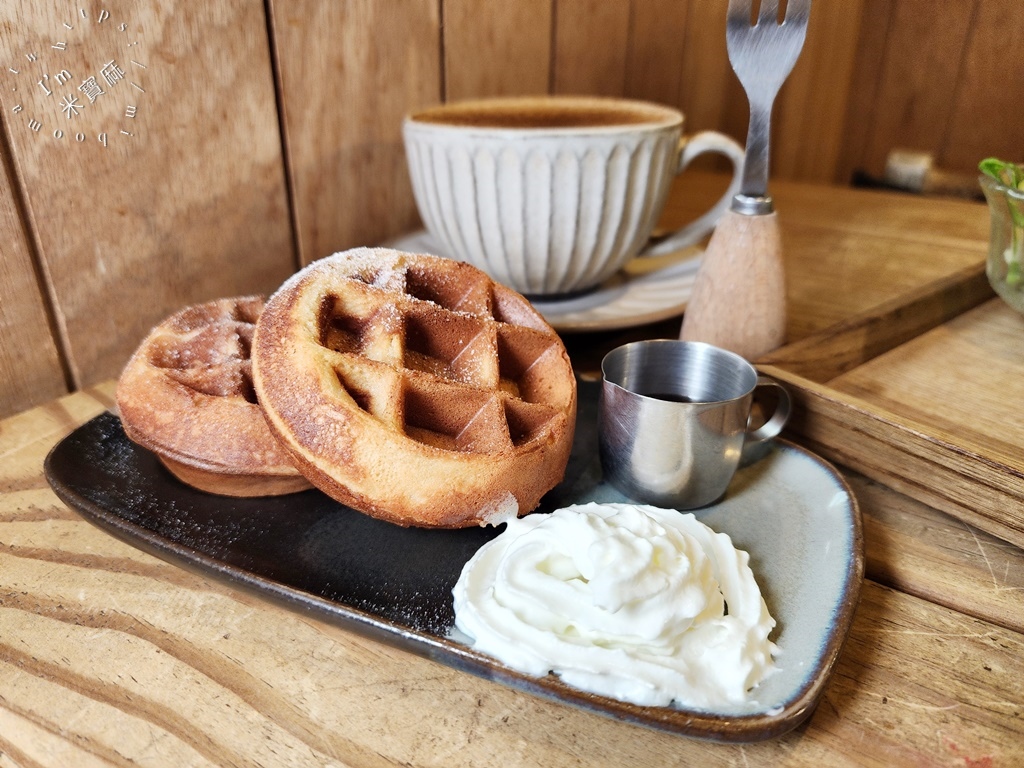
[{"x1": 404, "y1": 126, "x2": 679, "y2": 295}]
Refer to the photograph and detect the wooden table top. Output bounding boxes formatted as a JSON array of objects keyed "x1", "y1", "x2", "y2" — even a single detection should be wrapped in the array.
[{"x1": 3, "y1": 175, "x2": 1022, "y2": 767}]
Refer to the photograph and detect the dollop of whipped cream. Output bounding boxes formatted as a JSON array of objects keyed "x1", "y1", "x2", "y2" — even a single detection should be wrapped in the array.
[{"x1": 452, "y1": 502, "x2": 778, "y2": 708}]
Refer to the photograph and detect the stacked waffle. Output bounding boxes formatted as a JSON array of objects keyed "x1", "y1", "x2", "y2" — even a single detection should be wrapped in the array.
[{"x1": 116, "y1": 248, "x2": 577, "y2": 528}]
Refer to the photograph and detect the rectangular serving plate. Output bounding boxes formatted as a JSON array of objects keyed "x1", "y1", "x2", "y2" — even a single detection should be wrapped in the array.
[{"x1": 44, "y1": 380, "x2": 862, "y2": 743}]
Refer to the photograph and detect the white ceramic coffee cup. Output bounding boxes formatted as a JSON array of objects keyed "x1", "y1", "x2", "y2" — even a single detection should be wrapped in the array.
[{"x1": 403, "y1": 96, "x2": 744, "y2": 297}]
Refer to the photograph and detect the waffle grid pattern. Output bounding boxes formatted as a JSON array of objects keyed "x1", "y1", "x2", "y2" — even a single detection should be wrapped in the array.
[
  {"x1": 147, "y1": 297, "x2": 263, "y2": 404},
  {"x1": 312, "y1": 258, "x2": 568, "y2": 455}
]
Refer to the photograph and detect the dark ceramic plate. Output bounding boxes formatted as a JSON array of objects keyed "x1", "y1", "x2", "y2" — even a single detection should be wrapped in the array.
[{"x1": 45, "y1": 380, "x2": 863, "y2": 742}]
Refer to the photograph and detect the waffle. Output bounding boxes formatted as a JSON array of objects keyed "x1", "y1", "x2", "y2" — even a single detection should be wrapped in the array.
[
  {"x1": 251, "y1": 248, "x2": 577, "y2": 528},
  {"x1": 116, "y1": 296, "x2": 312, "y2": 496}
]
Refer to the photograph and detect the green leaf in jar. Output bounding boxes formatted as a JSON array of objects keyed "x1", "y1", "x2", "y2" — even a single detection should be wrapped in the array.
[{"x1": 980, "y1": 157, "x2": 1024, "y2": 190}]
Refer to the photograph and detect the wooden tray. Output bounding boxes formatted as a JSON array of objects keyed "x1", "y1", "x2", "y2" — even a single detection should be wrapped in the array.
[{"x1": 760, "y1": 262, "x2": 1024, "y2": 549}]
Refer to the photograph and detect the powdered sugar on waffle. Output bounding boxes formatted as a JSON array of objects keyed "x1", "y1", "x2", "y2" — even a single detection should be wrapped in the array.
[{"x1": 252, "y1": 247, "x2": 577, "y2": 528}]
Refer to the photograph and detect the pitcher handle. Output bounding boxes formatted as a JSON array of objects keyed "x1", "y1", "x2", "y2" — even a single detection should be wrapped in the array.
[{"x1": 740, "y1": 375, "x2": 791, "y2": 465}]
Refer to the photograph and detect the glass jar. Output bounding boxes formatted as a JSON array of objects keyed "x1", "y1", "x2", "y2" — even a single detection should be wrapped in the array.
[{"x1": 980, "y1": 173, "x2": 1024, "y2": 313}]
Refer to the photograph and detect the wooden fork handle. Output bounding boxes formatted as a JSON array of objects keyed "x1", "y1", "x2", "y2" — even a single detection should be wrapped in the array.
[{"x1": 679, "y1": 209, "x2": 787, "y2": 360}]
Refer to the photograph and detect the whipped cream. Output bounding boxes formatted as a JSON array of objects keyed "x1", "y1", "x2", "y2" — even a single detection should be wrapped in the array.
[{"x1": 452, "y1": 502, "x2": 778, "y2": 708}]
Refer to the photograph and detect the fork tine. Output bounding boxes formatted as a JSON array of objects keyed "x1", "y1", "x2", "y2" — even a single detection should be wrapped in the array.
[
  {"x1": 727, "y1": 0, "x2": 752, "y2": 24},
  {"x1": 784, "y1": 0, "x2": 811, "y2": 24},
  {"x1": 758, "y1": 0, "x2": 781, "y2": 26}
]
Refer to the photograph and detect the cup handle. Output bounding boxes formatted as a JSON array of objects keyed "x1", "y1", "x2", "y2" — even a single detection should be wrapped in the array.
[
  {"x1": 740, "y1": 375, "x2": 791, "y2": 465},
  {"x1": 639, "y1": 131, "x2": 746, "y2": 257}
]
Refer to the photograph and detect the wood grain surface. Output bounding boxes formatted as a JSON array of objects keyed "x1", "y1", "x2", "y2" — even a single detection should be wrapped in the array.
[
  {"x1": 836, "y1": 0, "x2": 895, "y2": 188},
  {"x1": 0, "y1": 0, "x2": 294, "y2": 392},
  {"x1": 760, "y1": 262, "x2": 992, "y2": 383},
  {"x1": 443, "y1": 0, "x2": 552, "y2": 99},
  {"x1": 657, "y1": 173, "x2": 990, "y2": 340},
  {"x1": 941, "y1": 0, "x2": 1024, "y2": 173},
  {"x1": 1, "y1": 383, "x2": 1022, "y2": 765},
  {"x1": 623, "y1": 0, "x2": 691, "y2": 106},
  {"x1": 0, "y1": 134, "x2": 66, "y2": 416},
  {"x1": 551, "y1": 0, "x2": 631, "y2": 96},
  {"x1": 855, "y1": 0, "x2": 976, "y2": 181},
  {"x1": 847, "y1": 0, "x2": 1024, "y2": 182},
  {"x1": 750, "y1": 207, "x2": 1024, "y2": 552},
  {"x1": 772, "y1": 0, "x2": 865, "y2": 184},
  {"x1": 832, "y1": 299, "x2": 1024, "y2": 466},
  {"x1": 851, "y1": 473, "x2": 1024, "y2": 636},
  {"x1": 4, "y1": 0, "x2": 1023, "y2": 420},
  {"x1": 1, "y1": 0, "x2": 1023, "y2": 755},
  {"x1": 268, "y1": 0, "x2": 440, "y2": 266}
]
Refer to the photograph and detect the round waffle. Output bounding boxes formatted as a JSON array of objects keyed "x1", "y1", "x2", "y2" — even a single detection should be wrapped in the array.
[
  {"x1": 252, "y1": 248, "x2": 577, "y2": 528},
  {"x1": 116, "y1": 296, "x2": 312, "y2": 496}
]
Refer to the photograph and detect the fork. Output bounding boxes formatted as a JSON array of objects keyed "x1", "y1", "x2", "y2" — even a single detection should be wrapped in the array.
[
  {"x1": 680, "y1": 0, "x2": 811, "y2": 359},
  {"x1": 729, "y1": 0, "x2": 811, "y2": 215}
]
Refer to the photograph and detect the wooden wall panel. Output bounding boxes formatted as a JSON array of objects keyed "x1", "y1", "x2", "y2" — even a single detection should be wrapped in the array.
[
  {"x1": 0, "y1": 146, "x2": 66, "y2": 418},
  {"x1": 940, "y1": 0, "x2": 1024, "y2": 173},
  {"x1": 853, "y1": 0, "x2": 976, "y2": 180},
  {"x1": 551, "y1": 0, "x2": 630, "y2": 96},
  {"x1": 624, "y1": 0, "x2": 690, "y2": 108},
  {"x1": 0, "y1": 0, "x2": 294, "y2": 390},
  {"x1": 269, "y1": 0, "x2": 440, "y2": 266},
  {"x1": 669, "y1": 0, "x2": 747, "y2": 173},
  {"x1": 444, "y1": 0, "x2": 552, "y2": 100},
  {"x1": 773, "y1": 0, "x2": 864, "y2": 183},
  {"x1": 836, "y1": 0, "x2": 895, "y2": 185},
  {"x1": 2, "y1": 0, "x2": 1023, "y2": 418}
]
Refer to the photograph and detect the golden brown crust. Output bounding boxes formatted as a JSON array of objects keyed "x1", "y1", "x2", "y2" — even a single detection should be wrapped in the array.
[
  {"x1": 251, "y1": 248, "x2": 577, "y2": 527},
  {"x1": 116, "y1": 296, "x2": 311, "y2": 497},
  {"x1": 158, "y1": 455, "x2": 313, "y2": 497}
]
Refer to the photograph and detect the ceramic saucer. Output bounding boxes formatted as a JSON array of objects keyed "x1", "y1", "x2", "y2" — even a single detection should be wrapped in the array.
[{"x1": 387, "y1": 230, "x2": 702, "y2": 333}]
